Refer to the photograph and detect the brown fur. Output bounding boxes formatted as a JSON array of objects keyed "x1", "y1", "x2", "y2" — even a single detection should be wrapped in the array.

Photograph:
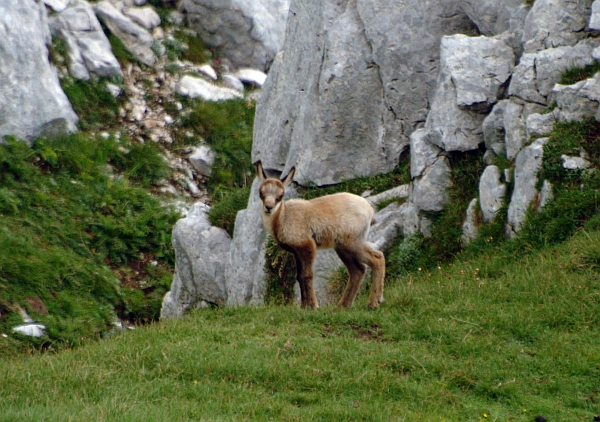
[{"x1": 256, "y1": 161, "x2": 385, "y2": 309}]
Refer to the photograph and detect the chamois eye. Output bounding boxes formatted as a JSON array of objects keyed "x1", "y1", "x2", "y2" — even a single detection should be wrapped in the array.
[
  {"x1": 259, "y1": 193, "x2": 265, "y2": 200},
  {"x1": 276, "y1": 196, "x2": 283, "y2": 202}
]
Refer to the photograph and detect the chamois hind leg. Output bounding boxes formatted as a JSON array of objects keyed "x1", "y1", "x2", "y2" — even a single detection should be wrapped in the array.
[
  {"x1": 334, "y1": 247, "x2": 366, "y2": 309},
  {"x1": 295, "y1": 242, "x2": 319, "y2": 309},
  {"x1": 358, "y1": 243, "x2": 386, "y2": 309}
]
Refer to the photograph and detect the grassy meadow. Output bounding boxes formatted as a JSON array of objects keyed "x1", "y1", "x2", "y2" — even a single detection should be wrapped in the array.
[{"x1": 1, "y1": 224, "x2": 599, "y2": 421}]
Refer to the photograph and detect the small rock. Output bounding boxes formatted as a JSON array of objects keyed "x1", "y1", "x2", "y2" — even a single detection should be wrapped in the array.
[
  {"x1": 167, "y1": 10, "x2": 185, "y2": 25},
  {"x1": 13, "y1": 323, "x2": 46, "y2": 337},
  {"x1": 234, "y1": 68, "x2": 268, "y2": 87},
  {"x1": 44, "y1": 0, "x2": 70, "y2": 13},
  {"x1": 106, "y1": 83, "x2": 122, "y2": 97},
  {"x1": 123, "y1": 6, "x2": 161, "y2": 30},
  {"x1": 222, "y1": 74, "x2": 245, "y2": 92},
  {"x1": 152, "y1": 26, "x2": 165, "y2": 40},
  {"x1": 198, "y1": 64, "x2": 218, "y2": 80},
  {"x1": 176, "y1": 75, "x2": 243, "y2": 101},
  {"x1": 188, "y1": 145, "x2": 216, "y2": 177},
  {"x1": 164, "y1": 115, "x2": 174, "y2": 125},
  {"x1": 561, "y1": 154, "x2": 591, "y2": 170},
  {"x1": 461, "y1": 198, "x2": 479, "y2": 245}
]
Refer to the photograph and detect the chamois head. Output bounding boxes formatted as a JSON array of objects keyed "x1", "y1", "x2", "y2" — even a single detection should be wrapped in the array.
[{"x1": 256, "y1": 161, "x2": 295, "y2": 215}]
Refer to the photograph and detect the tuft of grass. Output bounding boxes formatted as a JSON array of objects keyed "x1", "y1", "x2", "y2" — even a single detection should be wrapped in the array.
[
  {"x1": 173, "y1": 30, "x2": 208, "y2": 64},
  {"x1": 264, "y1": 237, "x2": 297, "y2": 305},
  {"x1": 107, "y1": 32, "x2": 137, "y2": 67},
  {"x1": 60, "y1": 77, "x2": 123, "y2": 130},
  {"x1": 560, "y1": 62, "x2": 600, "y2": 86},
  {"x1": 0, "y1": 135, "x2": 179, "y2": 355}
]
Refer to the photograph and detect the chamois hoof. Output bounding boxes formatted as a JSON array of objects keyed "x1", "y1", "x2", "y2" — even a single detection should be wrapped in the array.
[{"x1": 367, "y1": 302, "x2": 380, "y2": 310}]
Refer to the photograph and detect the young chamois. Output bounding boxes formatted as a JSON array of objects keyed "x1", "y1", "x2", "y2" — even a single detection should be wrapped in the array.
[{"x1": 256, "y1": 161, "x2": 385, "y2": 309}]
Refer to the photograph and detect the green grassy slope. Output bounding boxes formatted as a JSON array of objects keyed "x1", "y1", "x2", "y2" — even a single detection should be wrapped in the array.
[{"x1": 1, "y1": 224, "x2": 599, "y2": 421}]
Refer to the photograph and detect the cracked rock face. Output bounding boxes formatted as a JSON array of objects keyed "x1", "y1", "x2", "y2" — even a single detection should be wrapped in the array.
[
  {"x1": 0, "y1": 0, "x2": 78, "y2": 144},
  {"x1": 252, "y1": 0, "x2": 478, "y2": 186},
  {"x1": 425, "y1": 34, "x2": 515, "y2": 152},
  {"x1": 181, "y1": 0, "x2": 289, "y2": 72},
  {"x1": 523, "y1": 0, "x2": 593, "y2": 52}
]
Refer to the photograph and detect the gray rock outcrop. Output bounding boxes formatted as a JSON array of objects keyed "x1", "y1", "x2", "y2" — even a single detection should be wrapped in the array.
[
  {"x1": 479, "y1": 165, "x2": 506, "y2": 223},
  {"x1": 252, "y1": 0, "x2": 479, "y2": 186},
  {"x1": 50, "y1": 0, "x2": 123, "y2": 80},
  {"x1": 0, "y1": 0, "x2": 78, "y2": 144},
  {"x1": 181, "y1": 0, "x2": 289, "y2": 71},
  {"x1": 506, "y1": 137, "x2": 549, "y2": 237},
  {"x1": 425, "y1": 34, "x2": 515, "y2": 152},
  {"x1": 161, "y1": 203, "x2": 230, "y2": 318},
  {"x1": 94, "y1": 1, "x2": 156, "y2": 66}
]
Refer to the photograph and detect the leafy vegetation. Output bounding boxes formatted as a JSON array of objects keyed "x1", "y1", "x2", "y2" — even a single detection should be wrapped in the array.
[
  {"x1": 1, "y1": 224, "x2": 600, "y2": 420},
  {"x1": 0, "y1": 135, "x2": 178, "y2": 355}
]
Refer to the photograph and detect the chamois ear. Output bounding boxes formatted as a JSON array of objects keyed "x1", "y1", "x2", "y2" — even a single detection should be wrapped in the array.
[
  {"x1": 281, "y1": 166, "x2": 295, "y2": 188},
  {"x1": 256, "y1": 161, "x2": 267, "y2": 183}
]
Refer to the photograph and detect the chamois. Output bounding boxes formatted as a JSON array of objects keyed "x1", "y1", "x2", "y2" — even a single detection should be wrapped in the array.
[{"x1": 256, "y1": 161, "x2": 385, "y2": 309}]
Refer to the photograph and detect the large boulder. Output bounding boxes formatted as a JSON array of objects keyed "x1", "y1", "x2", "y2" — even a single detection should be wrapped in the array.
[
  {"x1": 180, "y1": 0, "x2": 289, "y2": 71},
  {"x1": 160, "y1": 203, "x2": 230, "y2": 318},
  {"x1": 252, "y1": 0, "x2": 479, "y2": 186},
  {"x1": 425, "y1": 34, "x2": 515, "y2": 152},
  {"x1": 50, "y1": 0, "x2": 123, "y2": 80},
  {"x1": 0, "y1": 0, "x2": 78, "y2": 144},
  {"x1": 459, "y1": 0, "x2": 527, "y2": 37}
]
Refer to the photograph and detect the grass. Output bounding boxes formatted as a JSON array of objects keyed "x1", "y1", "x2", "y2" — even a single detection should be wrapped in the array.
[
  {"x1": 560, "y1": 62, "x2": 600, "y2": 86},
  {"x1": 60, "y1": 77, "x2": 124, "y2": 131},
  {"x1": 0, "y1": 135, "x2": 178, "y2": 356},
  {"x1": 1, "y1": 223, "x2": 599, "y2": 420}
]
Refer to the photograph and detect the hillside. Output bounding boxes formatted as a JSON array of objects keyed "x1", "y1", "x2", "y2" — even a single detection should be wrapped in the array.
[{"x1": 1, "y1": 225, "x2": 599, "y2": 421}]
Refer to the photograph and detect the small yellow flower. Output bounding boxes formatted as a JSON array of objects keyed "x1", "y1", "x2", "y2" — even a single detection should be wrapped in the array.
[{"x1": 483, "y1": 414, "x2": 488, "y2": 418}]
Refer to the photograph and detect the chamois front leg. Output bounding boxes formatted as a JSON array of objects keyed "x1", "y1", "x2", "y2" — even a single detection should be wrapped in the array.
[{"x1": 294, "y1": 242, "x2": 319, "y2": 309}]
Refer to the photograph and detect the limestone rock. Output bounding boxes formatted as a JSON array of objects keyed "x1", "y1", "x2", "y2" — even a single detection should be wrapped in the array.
[
  {"x1": 591, "y1": 0, "x2": 600, "y2": 30},
  {"x1": 176, "y1": 75, "x2": 243, "y2": 101},
  {"x1": 411, "y1": 156, "x2": 452, "y2": 213},
  {"x1": 94, "y1": 1, "x2": 156, "y2": 66},
  {"x1": 458, "y1": 0, "x2": 527, "y2": 36},
  {"x1": 479, "y1": 165, "x2": 506, "y2": 223},
  {"x1": 222, "y1": 74, "x2": 245, "y2": 92},
  {"x1": 552, "y1": 76, "x2": 600, "y2": 122},
  {"x1": 526, "y1": 112, "x2": 555, "y2": 138},
  {"x1": 234, "y1": 68, "x2": 268, "y2": 87},
  {"x1": 0, "y1": 0, "x2": 78, "y2": 144},
  {"x1": 365, "y1": 185, "x2": 410, "y2": 207},
  {"x1": 482, "y1": 100, "x2": 508, "y2": 156},
  {"x1": 506, "y1": 137, "x2": 549, "y2": 237},
  {"x1": 122, "y1": 6, "x2": 161, "y2": 29},
  {"x1": 44, "y1": 0, "x2": 71, "y2": 12},
  {"x1": 51, "y1": 0, "x2": 123, "y2": 80},
  {"x1": 523, "y1": 0, "x2": 592, "y2": 52},
  {"x1": 198, "y1": 64, "x2": 218, "y2": 81},
  {"x1": 561, "y1": 154, "x2": 592, "y2": 170},
  {"x1": 188, "y1": 145, "x2": 216, "y2": 177},
  {"x1": 160, "y1": 203, "x2": 230, "y2": 318},
  {"x1": 367, "y1": 202, "x2": 404, "y2": 252},
  {"x1": 504, "y1": 100, "x2": 527, "y2": 161},
  {"x1": 538, "y1": 179, "x2": 554, "y2": 212},
  {"x1": 509, "y1": 39, "x2": 599, "y2": 105},
  {"x1": 461, "y1": 198, "x2": 479, "y2": 245},
  {"x1": 252, "y1": 0, "x2": 478, "y2": 186},
  {"x1": 425, "y1": 35, "x2": 514, "y2": 152},
  {"x1": 181, "y1": 0, "x2": 289, "y2": 71},
  {"x1": 410, "y1": 128, "x2": 442, "y2": 179}
]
